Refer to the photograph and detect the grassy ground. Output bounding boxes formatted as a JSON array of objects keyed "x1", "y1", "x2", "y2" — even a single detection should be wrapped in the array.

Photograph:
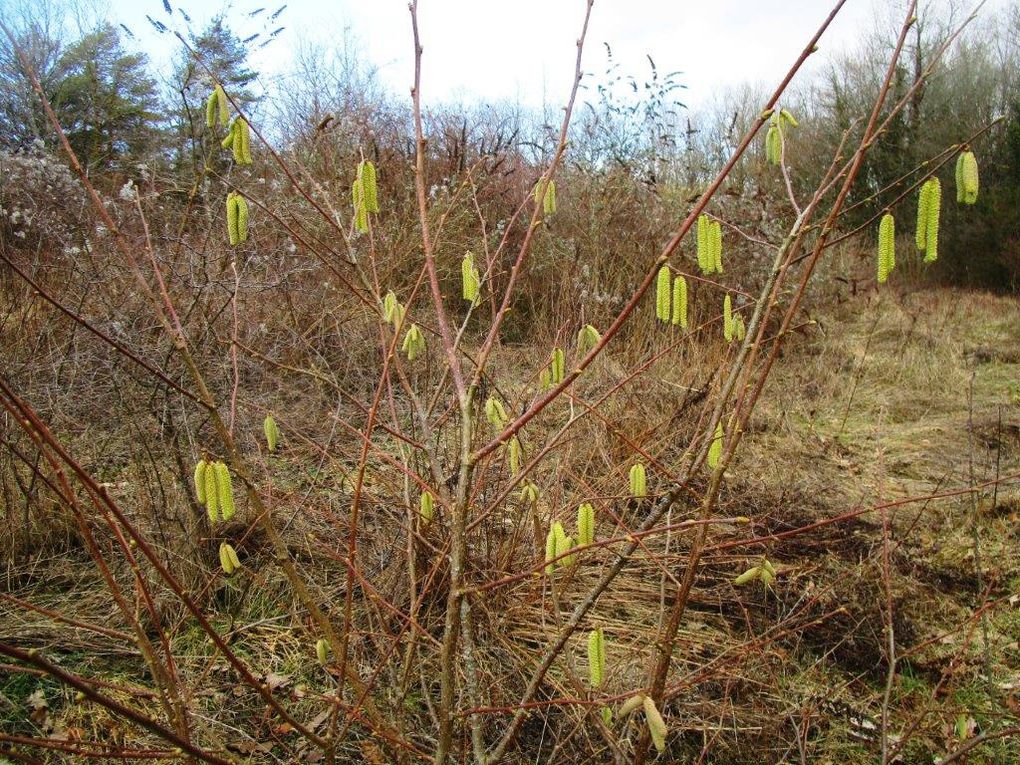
[{"x1": 2, "y1": 286, "x2": 1019, "y2": 763}]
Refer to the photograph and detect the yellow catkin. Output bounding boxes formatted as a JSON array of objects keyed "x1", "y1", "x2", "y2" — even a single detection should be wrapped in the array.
[
  {"x1": 462, "y1": 252, "x2": 480, "y2": 304},
  {"x1": 924, "y1": 178, "x2": 941, "y2": 263},
  {"x1": 359, "y1": 160, "x2": 379, "y2": 213},
  {"x1": 734, "y1": 566, "x2": 761, "y2": 585},
  {"x1": 220, "y1": 543, "x2": 240, "y2": 574},
  {"x1": 226, "y1": 193, "x2": 239, "y2": 246},
  {"x1": 643, "y1": 696, "x2": 668, "y2": 753},
  {"x1": 555, "y1": 530, "x2": 576, "y2": 568},
  {"x1": 543, "y1": 179, "x2": 557, "y2": 216},
  {"x1": 629, "y1": 463, "x2": 647, "y2": 499},
  {"x1": 601, "y1": 707, "x2": 612, "y2": 726},
  {"x1": 194, "y1": 460, "x2": 208, "y2": 504},
  {"x1": 916, "y1": 180, "x2": 932, "y2": 251},
  {"x1": 544, "y1": 527, "x2": 558, "y2": 574},
  {"x1": 204, "y1": 461, "x2": 219, "y2": 522},
  {"x1": 711, "y1": 220, "x2": 723, "y2": 273},
  {"x1": 620, "y1": 695, "x2": 645, "y2": 718},
  {"x1": 351, "y1": 178, "x2": 368, "y2": 233},
  {"x1": 958, "y1": 150, "x2": 979, "y2": 205},
  {"x1": 263, "y1": 415, "x2": 279, "y2": 452},
  {"x1": 231, "y1": 120, "x2": 244, "y2": 165},
  {"x1": 401, "y1": 324, "x2": 425, "y2": 361},
  {"x1": 508, "y1": 436, "x2": 522, "y2": 474},
  {"x1": 723, "y1": 294, "x2": 733, "y2": 342},
  {"x1": 205, "y1": 92, "x2": 217, "y2": 129},
  {"x1": 587, "y1": 627, "x2": 605, "y2": 688},
  {"x1": 577, "y1": 324, "x2": 600, "y2": 355},
  {"x1": 955, "y1": 152, "x2": 965, "y2": 203},
  {"x1": 877, "y1": 213, "x2": 895, "y2": 284},
  {"x1": 485, "y1": 396, "x2": 508, "y2": 430},
  {"x1": 696, "y1": 214, "x2": 711, "y2": 274},
  {"x1": 316, "y1": 638, "x2": 329, "y2": 664},
  {"x1": 655, "y1": 265, "x2": 671, "y2": 322},
  {"x1": 733, "y1": 315, "x2": 746, "y2": 342},
  {"x1": 707, "y1": 422, "x2": 723, "y2": 470},
  {"x1": 236, "y1": 118, "x2": 252, "y2": 164},
  {"x1": 383, "y1": 291, "x2": 401, "y2": 324},
  {"x1": 766, "y1": 124, "x2": 781, "y2": 166},
  {"x1": 520, "y1": 482, "x2": 539, "y2": 505},
  {"x1": 551, "y1": 347, "x2": 565, "y2": 385},
  {"x1": 539, "y1": 367, "x2": 551, "y2": 390},
  {"x1": 221, "y1": 121, "x2": 235, "y2": 149},
  {"x1": 419, "y1": 491, "x2": 434, "y2": 525},
  {"x1": 214, "y1": 461, "x2": 235, "y2": 522},
  {"x1": 235, "y1": 194, "x2": 249, "y2": 244},
  {"x1": 671, "y1": 275, "x2": 687, "y2": 328},
  {"x1": 215, "y1": 84, "x2": 228, "y2": 125},
  {"x1": 780, "y1": 108, "x2": 798, "y2": 128},
  {"x1": 218, "y1": 543, "x2": 234, "y2": 574},
  {"x1": 577, "y1": 502, "x2": 595, "y2": 546}
]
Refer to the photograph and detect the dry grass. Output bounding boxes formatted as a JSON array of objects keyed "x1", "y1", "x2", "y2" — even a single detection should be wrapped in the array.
[{"x1": 4, "y1": 282, "x2": 1018, "y2": 762}]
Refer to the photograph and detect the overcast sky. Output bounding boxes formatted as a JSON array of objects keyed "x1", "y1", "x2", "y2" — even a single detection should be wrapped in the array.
[{"x1": 95, "y1": 0, "x2": 1010, "y2": 110}]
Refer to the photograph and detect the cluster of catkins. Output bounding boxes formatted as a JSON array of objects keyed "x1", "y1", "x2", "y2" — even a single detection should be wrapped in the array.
[
  {"x1": 194, "y1": 458, "x2": 236, "y2": 523},
  {"x1": 877, "y1": 148, "x2": 979, "y2": 284},
  {"x1": 207, "y1": 84, "x2": 254, "y2": 247}
]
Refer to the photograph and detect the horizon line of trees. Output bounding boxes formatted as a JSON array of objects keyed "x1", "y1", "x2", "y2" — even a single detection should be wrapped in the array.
[{"x1": 1, "y1": 0, "x2": 1019, "y2": 289}]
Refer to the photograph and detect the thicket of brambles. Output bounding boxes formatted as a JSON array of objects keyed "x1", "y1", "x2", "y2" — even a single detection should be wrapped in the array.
[{"x1": 1, "y1": 0, "x2": 1019, "y2": 763}]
